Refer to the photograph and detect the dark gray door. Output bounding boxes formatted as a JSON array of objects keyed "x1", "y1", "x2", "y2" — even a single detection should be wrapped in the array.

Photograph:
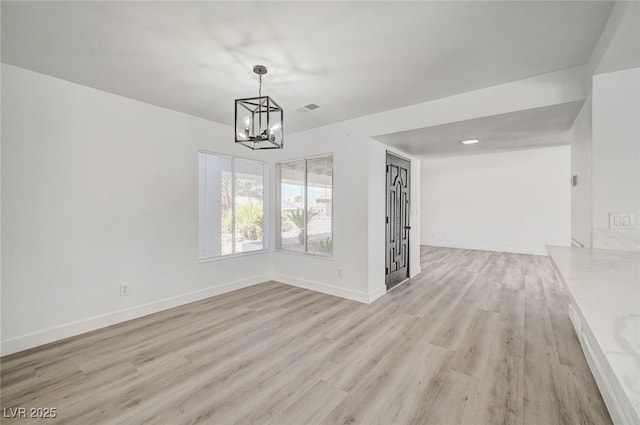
[{"x1": 386, "y1": 152, "x2": 410, "y2": 290}]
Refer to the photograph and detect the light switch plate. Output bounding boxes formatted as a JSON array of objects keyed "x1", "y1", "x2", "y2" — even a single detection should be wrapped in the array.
[{"x1": 609, "y1": 212, "x2": 636, "y2": 229}]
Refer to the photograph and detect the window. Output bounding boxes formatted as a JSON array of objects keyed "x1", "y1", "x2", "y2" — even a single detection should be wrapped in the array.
[
  {"x1": 199, "y1": 152, "x2": 267, "y2": 260},
  {"x1": 277, "y1": 155, "x2": 333, "y2": 255}
]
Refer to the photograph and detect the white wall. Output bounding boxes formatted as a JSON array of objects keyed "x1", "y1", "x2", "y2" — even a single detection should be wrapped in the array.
[
  {"x1": 1, "y1": 65, "x2": 273, "y2": 354},
  {"x1": 591, "y1": 66, "x2": 640, "y2": 251},
  {"x1": 2, "y1": 65, "x2": 421, "y2": 354},
  {"x1": 266, "y1": 124, "x2": 373, "y2": 302},
  {"x1": 420, "y1": 146, "x2": 571, "y2": 255},
  {"x1": 573, "y1": 1, "x2": 640, "y2": 252},
  {"x1": 266, "y1": 123, "x2": 421, "y2": 303},
  {"x1": 571, "y1": 96, "x2": 593, "y2": 247}
]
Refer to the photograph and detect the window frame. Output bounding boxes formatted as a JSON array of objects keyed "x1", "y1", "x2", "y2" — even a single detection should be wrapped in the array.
[
  {"x1": 198, "y1": 150, "x2": 269, "y2": 261},
  {"x1": 276, "y1": 153, "x2": 334, "y2": 258}
]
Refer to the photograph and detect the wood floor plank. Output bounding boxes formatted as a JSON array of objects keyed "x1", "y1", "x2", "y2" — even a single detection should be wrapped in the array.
[
  {"x1": 0, "y1": 247, "x2": 612, "y2": 425},
  {"x1": 322, "y1": 329, "x2": 447, "y2": 425},
  {"x1": 523, "y1": 296, "x2": 570, "y2": 425},
  {"x1": 473, "y1": 297, "x2": 526, "y2": 425},
  {"x1": 431, "y1": 298, "x2": 480, "y2": 350},
  {"x1": 548, "y1": 307, "x2": 591, "y2": 372},
  {"x1": 451, "y1": 308, "x2": 500, "y2": 379},
  {"x1": 559, "y1": 363, "x2": 613, "y2": 425},
  {"x1": 369, "y1": 344, "x2": 453, "y2": 425},
  {"x1": 264, "y1": 380, "x2": 347, "y2": 425},
  {"x1": 324, "y1": 313, "x2": 420, "y2": 393},
  {"x1": 418, "y1": 369, "x2": 478, "y2": 425}
]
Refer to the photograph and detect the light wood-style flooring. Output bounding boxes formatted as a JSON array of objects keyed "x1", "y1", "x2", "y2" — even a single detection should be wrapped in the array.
[{"x1": 1, "y1": 247, "x2": 612, "y2": 424}]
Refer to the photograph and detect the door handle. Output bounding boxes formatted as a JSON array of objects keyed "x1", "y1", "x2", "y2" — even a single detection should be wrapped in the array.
[{"x1": 404, "y1": 226, "x2": 411, "y2": 230}]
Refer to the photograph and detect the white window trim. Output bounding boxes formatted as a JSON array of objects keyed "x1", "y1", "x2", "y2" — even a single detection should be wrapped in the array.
[
  {"x1": 198, "y1": 150, "x2": 269, "y2": 261},
  {"x1": 276, "y1": 153, "x2": 334, "y2": 257},
  {"x1": 199, "y1": 249, "x2": 269, "y2": 263},
  {"x1": 274, "y1": 248, "x2": 334, "y2": 260}
]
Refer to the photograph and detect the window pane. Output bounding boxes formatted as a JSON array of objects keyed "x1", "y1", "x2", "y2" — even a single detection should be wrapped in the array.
[
  {"x1": 199, "y1": 154, "x2": 233, "y2": 258},
  {"x1": 220, "y1": 160, "x2": 234, "y2": 256},
  {"x1": 234, "y1": 159, "x2": 265, "y2": 253},
  {"x1": 279, "y1": 160, "x2": 306, "y2": 252},
  {"x1": 307, "y1": 156, "x2": 333, "y2": 254}
]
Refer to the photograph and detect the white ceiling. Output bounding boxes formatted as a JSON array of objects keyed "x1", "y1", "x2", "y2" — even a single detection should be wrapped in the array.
[
  {"x1": 373, "y1": 100, "x2": 584, "y2": 157},
  {"x1": 1, "y1": 1, "x2": 612, "y2": 136}
]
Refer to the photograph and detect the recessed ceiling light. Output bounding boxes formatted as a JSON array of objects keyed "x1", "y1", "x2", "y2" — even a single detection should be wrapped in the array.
[{"x1": 460, "y1": 139, "x2": 480, "y2": 145}]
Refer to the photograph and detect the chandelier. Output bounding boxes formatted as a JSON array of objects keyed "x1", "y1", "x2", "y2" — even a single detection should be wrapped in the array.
[{"x1": 235, "y1": 65, "x2": 284, "y2": 150}]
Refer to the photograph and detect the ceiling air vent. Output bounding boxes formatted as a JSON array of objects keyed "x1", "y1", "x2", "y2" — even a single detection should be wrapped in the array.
[{"x1": 297, "y1": 103, "x2": 320, "y2": 112}]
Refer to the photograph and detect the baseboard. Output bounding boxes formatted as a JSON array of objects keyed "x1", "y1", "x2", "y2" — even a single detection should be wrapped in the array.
[
  {"x1": 422, "y1": 242, "x2": 548, "y2": 256},
  {"x1": 367, "y1": 285, "x2": 387, "y2": 303},
  {"x1": 0, "y1": 274, "x2": 270, "y2": 357},
  {"x1": 271, "y1": 273, "x2": 371, "y2": 304},
  {"x1": 2, "y1": 273, "x2": 388, "y2": 356}
]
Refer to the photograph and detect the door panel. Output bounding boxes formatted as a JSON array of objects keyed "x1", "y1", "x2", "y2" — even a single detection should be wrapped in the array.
[{"x1": 386, "y1": 153, "x2": 410, "y2": 290}]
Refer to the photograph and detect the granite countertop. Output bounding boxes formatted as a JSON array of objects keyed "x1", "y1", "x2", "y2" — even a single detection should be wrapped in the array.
[{"x1": 547, "y1": 245, "x2": 640, "y2": 421}]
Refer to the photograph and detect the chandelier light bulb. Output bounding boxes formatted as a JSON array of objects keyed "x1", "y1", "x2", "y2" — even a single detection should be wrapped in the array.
[{"x1": 243, "y1": 115, "x2": 251, "y2": 138}]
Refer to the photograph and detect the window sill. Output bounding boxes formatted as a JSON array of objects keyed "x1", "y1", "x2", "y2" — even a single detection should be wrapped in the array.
[
  {"x1": 275, "y1": 249, "x2": 334, "y2": 261},
  {"x1": 199, "y1": 249, "x2": 269, "y2": 263}
]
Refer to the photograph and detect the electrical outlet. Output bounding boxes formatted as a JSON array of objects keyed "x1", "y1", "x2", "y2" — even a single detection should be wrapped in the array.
[
  {"x1": 609, "y1": 212, "x2": 636, "y2": 229},
  {"x1": 119, "y1": 283, "x2": 129, "y2": 296},
  {"x1": 337, "y1": 268, "x2": 343, "y2": 278}
]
